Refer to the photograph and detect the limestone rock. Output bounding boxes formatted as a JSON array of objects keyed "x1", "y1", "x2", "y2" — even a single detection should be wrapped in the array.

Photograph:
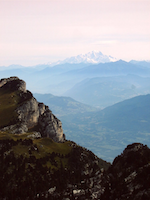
[
  {"x1": 2, "y1": 124, "x2": 28, "y2": 134},
  {"x1": 0, "y1": 77, "x2": 26, "y2": 92},
  {"x1": 39, "y1": 108, "x2": 65, "y2": 142},
  {"x1": 27, "y1": 132, "x2": 41, "y2": 139},
  {"x1": 0, "y1": 77, "x2": 65, "y2": 142},
  {"x1": 17, "y1": 98, "x2": 39, "y2": 127}
]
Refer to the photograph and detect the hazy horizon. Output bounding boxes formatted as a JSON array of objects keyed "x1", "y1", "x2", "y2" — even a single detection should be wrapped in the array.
[{"x1": 0, "y1": 0, "x2": 150, "y2": 66}]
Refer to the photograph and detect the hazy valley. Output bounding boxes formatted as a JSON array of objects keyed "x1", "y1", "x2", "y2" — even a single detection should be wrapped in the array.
[
  {"x1": 34, "y1": 93, "x2": 150, "y2": 162},
  {"x1": 0, "y1": 52, "x2": 150, "y2": 162}
]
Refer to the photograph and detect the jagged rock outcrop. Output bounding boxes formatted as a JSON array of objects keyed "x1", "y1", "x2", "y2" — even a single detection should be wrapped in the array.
[
  {"x1": 0, "y1": 77, "x2": 65, "y2": 142},
  {"x1": 30, "y1": 143, "x2": 150, "y2": 199},
  {"x1": 98, "y1": 143, "x2": 150, "y2": 200},
  {"x1": 0, "y1": 76, "x2": 26, "y2": 92},
  {"x1": 39, "y1": 108, "x2": 65, "y2": 142}
]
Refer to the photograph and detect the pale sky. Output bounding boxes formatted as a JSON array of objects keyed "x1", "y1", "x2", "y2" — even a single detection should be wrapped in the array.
[{"x1": 0, "y1": 0, "x2": 150, "y2": 66}]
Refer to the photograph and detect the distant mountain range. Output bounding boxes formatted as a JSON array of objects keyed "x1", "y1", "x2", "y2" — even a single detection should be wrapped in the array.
[
  {"x1": 0, "y1": 58, "x2": 150, "y2": 109},
  {"x1": 130, "y1": 60, "x2": 150, "y2": 68},
  {"x1": 64, "y1": 74, "x2": 150, "y2": 108},
  {"x1": 34, "y1": 93, "x2": 97, "y2": 117}
]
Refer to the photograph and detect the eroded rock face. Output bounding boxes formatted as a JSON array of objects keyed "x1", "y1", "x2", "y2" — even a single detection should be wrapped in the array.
[
  {"x1": 16, "y1": 97, "x2": 43, "y2": 128},
  {"x1": 0, "y1": 77, "x2": 26, "y2": 92},
  {"x1": 98, "y1": 143, "x2": 150, "y2": 200},
  {"x1": 39, "y1": 108, "x2": 65, "y2": 142},
  {"x1": 0, "y1": 77, "x2": 65, "y2": 142}
]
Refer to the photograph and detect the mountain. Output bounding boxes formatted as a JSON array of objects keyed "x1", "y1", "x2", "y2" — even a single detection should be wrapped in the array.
[
  {"x1": 1, "y1": 60, "x2": 150, "y2": 98},
  {"x1": 31, "y1": 60, "x2": 150, "y2": 97},
  {"x1": 0, "y1": 76, "x2": 110, "y2": 199},
  {"x1": 0, "y1": 77, "x2": 65, "y2": 142},
  {"x1": 55, "y1": 51, "x2": 117, "y2": 64},
  {"x1": 130, "y1": 60, "x2": 150, "y2": 68},
  {"x1": 64, "y1": 74, "x2": 150, "y2": 108},
  {"x1": 34, "y1": 93, "x2": 97, "y2": 117},
  {"x1": 99, "y1": 143, "x2": 150, "y2": 200},
  {"x1": 61, "y1": 60, "x2": 150, "y2": 77},
  {"x1": 60, "y1": 94, "x2": 150, "y2": 161},
  {"x1": 0, "y1": 77, "x2": 150, "y2": 199},
  {"x1": 95, "y1": 94, "x2": 150, "y2": 132}
]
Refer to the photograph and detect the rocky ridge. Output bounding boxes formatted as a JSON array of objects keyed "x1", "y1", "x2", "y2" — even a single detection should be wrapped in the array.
[
  {"x1": 59, "y1": 143, "x2": 150, "y2": 199},
  {"x1": 0, "y1": 77, "x2": 65, "y2": 142},
  {"x1": 21, "y1": 142, "x2": 149, "y2": 200},
  {"x1": 98, "y1": 143, "x2": 150, "y2": 200}
]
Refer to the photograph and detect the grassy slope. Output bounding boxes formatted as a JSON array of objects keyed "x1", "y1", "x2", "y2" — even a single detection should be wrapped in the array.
[
  {"x1": 0, "y1": 130, "x2": 110, "y2": 172},
  {"x1": 0, "y1": 130, "x2": 73, "y2": 169},
  {"x1": 0, "y1": 88, "x2": 21, "y2": 128}
]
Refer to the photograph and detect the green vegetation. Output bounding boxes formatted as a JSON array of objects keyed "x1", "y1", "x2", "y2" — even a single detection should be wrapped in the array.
[
  {"x1": 0, "y1": 88, "x2": 20, "y2": 128},
  {"x1": 0, "y1": 79, "x2": 33, "y2": 129},
  {"x1": 33, "y1": 137, "x2": 72, "y2": 156},
  {"x1": 0, "y1": 131, "x2": 110, "y2": 199},
  {"x1": 0, "y1": 131, "x2": 31, "y2": 140},
  {"x1": 0, "y1": 130, "x2": 72, "y2": 168}
]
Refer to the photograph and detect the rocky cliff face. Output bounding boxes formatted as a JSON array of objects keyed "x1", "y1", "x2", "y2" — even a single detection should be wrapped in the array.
[
  {"x1": 0, "y1": 77, "x2": 65, "y2": 142},
  {"x1": 97, "y1": 143, "x2": 150, "y2": 200},
  {"x1": 0, "y1": 76, "x2": 26, "y2": 92}
]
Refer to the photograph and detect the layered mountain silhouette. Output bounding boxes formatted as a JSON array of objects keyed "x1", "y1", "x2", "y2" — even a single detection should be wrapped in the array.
[
  {"x1": 0, "y1": 59, "x2": 150, "y2": 108},
  {"x1": 34, "y1": 93, "x2": 97, "y2": 117}
]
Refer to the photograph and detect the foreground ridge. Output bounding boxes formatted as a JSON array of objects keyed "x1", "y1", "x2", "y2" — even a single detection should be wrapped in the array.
[
  {"x1": 100, "y1": 143, "x2": 150, "y2": 200},
  {"x1": 0, "y1": 77, "x2": 149, "y2": 199}
]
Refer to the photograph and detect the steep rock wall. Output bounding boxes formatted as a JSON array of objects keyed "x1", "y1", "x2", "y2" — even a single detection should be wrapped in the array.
[
  {"x1": 39, "y1": 108, "x2": 65, "y2": 142},
  {"x1": 0, "y1": 77, "x2": 65, "y2": 142}
]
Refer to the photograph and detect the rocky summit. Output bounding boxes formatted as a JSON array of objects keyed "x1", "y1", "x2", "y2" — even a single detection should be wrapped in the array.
[
  {"x1": 0, "y1": 77, "x2": 65, "y2": 142},
  {"x1": 99, "y1": 143, "x2": 150, "y2": 200},
  {"x1": 0, "y1": 77, "x2": 149, "y2": 200}
]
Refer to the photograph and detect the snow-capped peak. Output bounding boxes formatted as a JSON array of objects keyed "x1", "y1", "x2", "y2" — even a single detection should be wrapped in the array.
[{"x1": 54, "y1": 51, "x2": 118, "y2": 65}]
